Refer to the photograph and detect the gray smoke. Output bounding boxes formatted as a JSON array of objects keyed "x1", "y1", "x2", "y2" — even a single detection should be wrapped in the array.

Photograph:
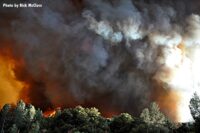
[{"x1": 1, "y1": 0, "x2": 200, "y2": 118}]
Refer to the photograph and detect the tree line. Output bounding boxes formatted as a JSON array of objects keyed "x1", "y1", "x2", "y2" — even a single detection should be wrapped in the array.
[{"x1": 0, "y1": 93, "x2": 200, "y2": 133}]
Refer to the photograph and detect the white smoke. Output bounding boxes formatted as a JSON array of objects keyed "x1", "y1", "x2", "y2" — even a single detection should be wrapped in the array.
[
  {"x1": 184, "y1": 14, "x2": 200, "y2": 46},
  {"x1": 82, "y1": 0, "x2": 200, "y2": 122}
]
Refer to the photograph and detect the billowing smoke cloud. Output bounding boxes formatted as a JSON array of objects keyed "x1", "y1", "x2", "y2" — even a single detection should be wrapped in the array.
[{"x1": 1, "y1": 0, "x2": 200, "y2": 122}]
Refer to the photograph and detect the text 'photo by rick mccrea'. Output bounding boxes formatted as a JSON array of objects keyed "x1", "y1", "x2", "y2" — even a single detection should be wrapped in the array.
[{"x1": 1, "y1": 0, "x2": 44, "y2": 8}]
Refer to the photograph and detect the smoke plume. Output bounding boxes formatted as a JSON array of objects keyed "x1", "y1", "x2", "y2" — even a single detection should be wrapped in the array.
[{"x1": 1, "y1": 0, "x2": 200, "y2": 122}]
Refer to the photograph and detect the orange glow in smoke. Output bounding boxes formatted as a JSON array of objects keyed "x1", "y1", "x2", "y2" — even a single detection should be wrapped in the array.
[
  {"x1": 104, "y1": 111, "x2": 121, "y2": 118},
  {"x1": 156, "y1": 90, "x2": 181, "y2": 122},
  {"x1": 0, "y1": 41, "x2": 196, "y2": 122},
  {"x1": 0, "y1": 48, "x2": 26, "y2": 108}
]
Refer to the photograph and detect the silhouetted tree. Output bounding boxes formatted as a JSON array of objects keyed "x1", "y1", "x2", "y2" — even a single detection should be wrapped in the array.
[
  {"x1": 140, "y1": 102, "x2": 166, "y2": 126},
  {"x1": 189, "y1": 92, "x2": 200, "y2": 132},
  {"x1": 0, "y1": 100, "x2": 195, "y2": 133},
  {"x1": 0, "y1": 104, "x2": 11, "y2": 133},
  {"x1": 109, "y1": 113, "x2": 133, "y2": 133},
  {"x1": 190, "y1": 92, "x2": 200, "y2": 120},
  {"x1": 8, "y1": 124, "x2": 18, "y2": 133}
]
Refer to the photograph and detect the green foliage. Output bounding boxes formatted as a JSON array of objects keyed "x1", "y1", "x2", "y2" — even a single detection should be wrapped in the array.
[
  {"x1": 0, "y1": 104, "x2": 11, "y2": 132},
  {"x1": 29, "y1": 122, "x2": 40, "y2": 133},
  {"x1": 8, "y1": 124, "x2": 18, "y2": 133},
  {"x1": 189, "y1": 92, "x2": 200, "y2": 120},
  {"x1": 189, "y1": 92, "x2": 200, "y2": 132},
  {"x1": 0, "y1": 100, "x2": 195, "y2": 133},
  {"x1": 0, "y1": 100, "x2": 45, "y2": 133},
  {"x1": 176, "y1": 123, "x2": 194, "y2": 133},
  {"x1": 109, "y1": 113, "x2": 133, "y2": 133},
  {"x1": 52, "y1": 106, "x2": 109, "y2": 133},
  {"x1": 140, "y1": 102, "x2": 167, "y2": 126}
]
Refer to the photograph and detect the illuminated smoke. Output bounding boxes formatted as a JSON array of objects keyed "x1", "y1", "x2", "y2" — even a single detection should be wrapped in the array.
[
  {"x1": 0, "y1": 47, "x2": 25, "y2": 107},
  {"x1": 1, "y1": 0, "x2": 200, "y2": 122}
]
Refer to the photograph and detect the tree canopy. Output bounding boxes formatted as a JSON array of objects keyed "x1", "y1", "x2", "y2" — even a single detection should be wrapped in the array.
[{"x1": 0, "y1": 100, "x2": 197, "y2": 133}]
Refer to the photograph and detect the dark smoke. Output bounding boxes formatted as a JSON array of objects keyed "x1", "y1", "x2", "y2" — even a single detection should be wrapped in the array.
[{"x1": 1, "y1": 0, "x2": 200, "y2": 120}]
